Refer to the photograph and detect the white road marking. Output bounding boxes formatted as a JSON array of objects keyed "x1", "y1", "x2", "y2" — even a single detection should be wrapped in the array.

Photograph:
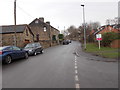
[
  {"x1": 74, "y1": 55, "x2": 80, "y2": 89},
  {"x1": 75, "y1": 70, "x2": 78, "y2": 74},
  {"x1": 75, "y1": 83, "x2": 80, "y2": 88},
  {"x1": 75, "y1": 66, "x2": 77, "y2": 69},
  {"x1": 75, "y1": 55, "x2": 77, "y2": 60},
  {"x1": 75, "y1": 75, "x2": 79, "y2": 81}
]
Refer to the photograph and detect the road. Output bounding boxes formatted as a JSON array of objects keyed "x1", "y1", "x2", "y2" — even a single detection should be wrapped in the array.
[{"x1": 2, "y1": 41, "x2": 118, "y2": 88}]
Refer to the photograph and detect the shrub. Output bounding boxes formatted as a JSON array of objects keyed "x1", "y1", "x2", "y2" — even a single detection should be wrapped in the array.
[{"x1": 101, "y1": 32, "x2": 120, "y2": 47}]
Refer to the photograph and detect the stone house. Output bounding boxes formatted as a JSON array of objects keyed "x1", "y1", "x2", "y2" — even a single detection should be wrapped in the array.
[
  {"x1": 29, "y1": 17, "x2": 60, "y2": 48},
  {"x1": 0, "y1": 24, "x2": 34, "y2": 47}
]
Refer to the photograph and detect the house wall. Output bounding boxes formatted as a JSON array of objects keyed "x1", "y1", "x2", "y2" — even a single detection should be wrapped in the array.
[
  {"x1": 50, "y1": 27, "x2": 60, "y2": 46},
  {"x1": 22, "y1": 28, "x2": 34, "y2": 47},
  {"x1": 29, "y1": 19, "x2": 50, "y2": 41},
  {"x1": 110, "y1": 39, "x2": 120, "y2": 48},
  {"x1": 29, "y1": 19, "x2": 60, "y2": 48},
  {"x1": 1, "y1": 27, "x2": 34, "y2": 48},
  {"x1": 30, "y1": 25, "x2": 50, "y2": 41}
]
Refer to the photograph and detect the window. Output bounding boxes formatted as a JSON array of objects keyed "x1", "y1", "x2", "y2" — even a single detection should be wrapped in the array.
[
  {"x1": 13, "y1": 46, "x2": 20, "y2": 50},
  {"x1": 43, "y1": 26, "x2": 47, "y2": 32},
  {"x1": 4, "y1": 47, "x2": 13, "y2": 51}
]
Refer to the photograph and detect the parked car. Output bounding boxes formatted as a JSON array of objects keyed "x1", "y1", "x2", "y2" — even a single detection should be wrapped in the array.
[
  {"x1": 68, "y1": 40, "x2": 72, "y2": 43},
  {"x1": 23, "y1": 42, "x2": 44, "y2": 56},
  {"x1": 63, "y1": 40, "x2": 69, "y2": 45},
  {"x1": 0, "y1": 46, "x2": 28, "y2": 64}
]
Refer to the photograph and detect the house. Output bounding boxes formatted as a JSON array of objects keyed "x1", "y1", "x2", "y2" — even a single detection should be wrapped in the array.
[
  {"x1": 0, "y1": 24, "x2": 34, "y2": 47},
  {"x1": 29, "y1": 17, "x2": 60, "y2": 48},
  {"x1": 93, "y1": 24, "x2": 120, "y2": 48},
  {"x1": 94, "y1": 25, "x2": 120, "y2": 35}
]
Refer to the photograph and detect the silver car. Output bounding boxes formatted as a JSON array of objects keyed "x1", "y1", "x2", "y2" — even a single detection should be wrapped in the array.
[{"x1": 24, "y1": 42, "x2": 44, "y2": 56}]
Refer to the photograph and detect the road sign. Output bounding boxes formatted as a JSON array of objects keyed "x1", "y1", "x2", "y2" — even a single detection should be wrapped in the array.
[
  {"x1": 96, "y1": 34, "x2": 102, "y2": 49},
  {"x1": 96, "y1": 34, "x2": 102, "y2": 41}
]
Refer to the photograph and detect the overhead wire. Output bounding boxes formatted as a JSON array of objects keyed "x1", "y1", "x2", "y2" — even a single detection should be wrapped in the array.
[{"x1": 16, "y1": 3, "x2": 35, "y2": 19}]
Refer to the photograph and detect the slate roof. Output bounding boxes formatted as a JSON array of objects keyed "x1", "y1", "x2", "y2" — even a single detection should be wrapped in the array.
[{"x1": 0, "y1": 24, "x2": 27, "y2": 34}]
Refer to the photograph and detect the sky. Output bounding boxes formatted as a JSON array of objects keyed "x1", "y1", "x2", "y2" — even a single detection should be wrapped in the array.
[{"x1": 0, "y1": 0, "x2": 119, "y2": 31}]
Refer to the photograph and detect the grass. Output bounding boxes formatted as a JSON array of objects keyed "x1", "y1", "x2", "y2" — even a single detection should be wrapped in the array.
[
  {"x1": 99, "y1": 52, "x2": 119, "y2": 58},
  {"x1": 85, "y1": 43, "x2": 119, "y2": 59}
]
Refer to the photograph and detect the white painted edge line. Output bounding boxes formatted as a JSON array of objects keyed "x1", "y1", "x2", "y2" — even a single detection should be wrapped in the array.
[{"x1": 75, "y1": 83, "x2": 80, "y2": 88}]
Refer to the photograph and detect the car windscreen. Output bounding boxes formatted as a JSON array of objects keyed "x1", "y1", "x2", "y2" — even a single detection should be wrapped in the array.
[{"x1": 24, "y1": 44, "x2": 34, "y2": 48}]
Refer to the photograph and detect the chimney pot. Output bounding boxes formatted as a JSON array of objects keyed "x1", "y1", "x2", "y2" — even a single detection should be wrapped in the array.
[
  {"x1": 46, "y1": 21, "x2": 50, "y2": 25},
  {"x1": 39, "y1": 17, "x2": 44, "y2": 22}
]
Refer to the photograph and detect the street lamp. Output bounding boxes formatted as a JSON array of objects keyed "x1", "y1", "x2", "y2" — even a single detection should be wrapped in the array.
[{"x1": 81, "y1": 4, "x2": 86, "y2": 50}]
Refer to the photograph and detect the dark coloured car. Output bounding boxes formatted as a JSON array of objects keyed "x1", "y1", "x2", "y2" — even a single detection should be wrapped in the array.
[
  {"x1": 63, "y1": 40, "x2": 69, "y2": 45},
  {"x1": 68, "y1": 40, "x2": 72, "y2": 43},
  {"x1": 23, "y1": 42, "x2": 44, "y2": 56},
  {"x1": 0, "y1": 46, "x2": 28, "y2": 64}
]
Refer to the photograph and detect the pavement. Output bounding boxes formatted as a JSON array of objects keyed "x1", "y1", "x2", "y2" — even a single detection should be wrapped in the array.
[{"x1": 2, "y1": 41, "x2": 118, "y2": 88}]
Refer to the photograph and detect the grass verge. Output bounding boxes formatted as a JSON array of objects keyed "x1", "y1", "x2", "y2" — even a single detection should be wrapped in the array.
[{"x1": 85, "y1": 43, "x2": 119, "y2": 59}]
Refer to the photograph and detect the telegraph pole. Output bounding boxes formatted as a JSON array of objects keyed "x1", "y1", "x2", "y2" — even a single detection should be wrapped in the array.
[{"x1": 14, "y1": 0, "x2": 17, "y2": 46}]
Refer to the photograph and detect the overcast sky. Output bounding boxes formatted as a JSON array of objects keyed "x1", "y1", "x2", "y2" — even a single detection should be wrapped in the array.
[{"x1": 0, "y1": 0, "x2": 119, "y2": 31}]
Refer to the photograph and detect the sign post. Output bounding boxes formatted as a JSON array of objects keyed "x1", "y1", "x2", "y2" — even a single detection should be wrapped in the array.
[
  {"x1": 98, "y1": 40, "x2": 100, "y2": 49},
  {"x1": 96, "y1": 34, "x2": 102, "y2": 49}
]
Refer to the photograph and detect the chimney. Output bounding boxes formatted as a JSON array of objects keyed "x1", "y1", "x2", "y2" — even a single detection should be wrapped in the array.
[
  {"x1": 39, "y1": 17, "x2": 44, "y2": 22},
  {"x1": 46, "y1": 21, "x2": 50, "y2": 25}
]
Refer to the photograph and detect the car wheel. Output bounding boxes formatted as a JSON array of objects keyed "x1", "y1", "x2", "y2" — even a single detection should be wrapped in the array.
[
  {"x1": 25, "y1": 53, "x2": 28, "y2": 59},
  {"x1": 34, "y1": 51, "x2": 37, "y2": 56},
  {"x1": 4, "y1": 55, "x2": 12, "y2": 64}
]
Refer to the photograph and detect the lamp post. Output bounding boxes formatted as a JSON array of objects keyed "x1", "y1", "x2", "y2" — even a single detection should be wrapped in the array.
[{"x1": 81, "y1": 4, "x2": 86, "y2": 50}]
